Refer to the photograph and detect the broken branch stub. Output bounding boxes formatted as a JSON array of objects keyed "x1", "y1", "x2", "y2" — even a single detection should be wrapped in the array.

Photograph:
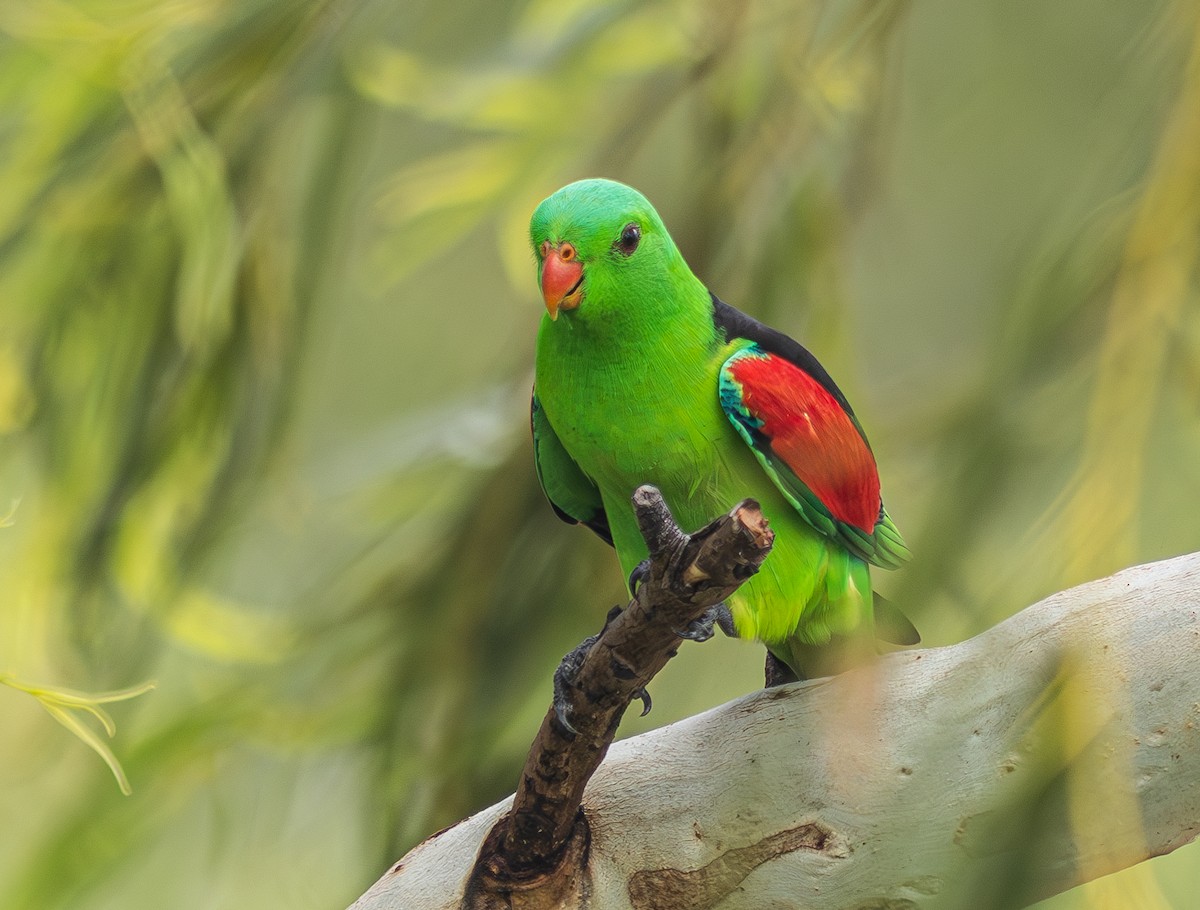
[{"x1": 462, "y1": 486, "x2": 774, "y2": 908}]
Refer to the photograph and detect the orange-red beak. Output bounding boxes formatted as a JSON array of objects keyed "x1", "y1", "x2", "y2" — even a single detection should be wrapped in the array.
[{"x1": 540, "y1": 241, "x2": 584, "y2": 320}]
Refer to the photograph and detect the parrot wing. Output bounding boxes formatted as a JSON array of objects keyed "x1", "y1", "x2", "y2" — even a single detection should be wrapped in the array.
[
  {"x1": 531, "y1": 390, "x2": 613, "y2": 545},
  {"x1": 713, "y1": 297, "x2": 911, "y2": 571}
]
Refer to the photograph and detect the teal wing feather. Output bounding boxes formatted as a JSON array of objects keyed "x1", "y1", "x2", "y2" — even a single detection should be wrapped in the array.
[{"x1": 531, "y1": 390, "x2": 612, "y2": 545}]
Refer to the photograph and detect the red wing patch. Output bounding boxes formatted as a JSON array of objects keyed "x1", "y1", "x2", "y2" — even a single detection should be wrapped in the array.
[{"x1": 727, "y1": 352, "x2": 880, "y2": 532}]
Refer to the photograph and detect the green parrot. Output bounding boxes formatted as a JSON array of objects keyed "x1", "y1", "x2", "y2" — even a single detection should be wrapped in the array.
[{"x1": 530, "y1": 178, "x2": 913, "y2": 682}]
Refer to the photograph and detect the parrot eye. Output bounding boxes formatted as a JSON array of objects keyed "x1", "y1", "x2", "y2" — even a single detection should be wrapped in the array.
[{"x1": 615, "y1": 222, "x2": 641, "y2": 256}]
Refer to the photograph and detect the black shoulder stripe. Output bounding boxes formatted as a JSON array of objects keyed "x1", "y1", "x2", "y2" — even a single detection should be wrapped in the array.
[{"x1": 710, "y1": 293, "x2": 858, "y2": 418}]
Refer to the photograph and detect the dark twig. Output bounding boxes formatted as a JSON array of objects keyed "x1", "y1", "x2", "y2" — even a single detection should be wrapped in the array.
[{"x1": 462, "y1": 486, "x2": 774, "y2": 909}]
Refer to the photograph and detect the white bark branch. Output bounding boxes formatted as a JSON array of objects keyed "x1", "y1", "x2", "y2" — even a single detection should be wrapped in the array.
[{"x1": 350, "y1": 552, "x2": 1200, "y2": 910}]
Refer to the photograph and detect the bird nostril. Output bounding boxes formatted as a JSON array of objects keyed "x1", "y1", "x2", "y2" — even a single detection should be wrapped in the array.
[{"x1": 560, "y1": 243, "x2": 576, "y2": 262}]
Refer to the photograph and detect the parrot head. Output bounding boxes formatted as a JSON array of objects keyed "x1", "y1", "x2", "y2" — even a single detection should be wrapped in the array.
[{"x1": 529, "y1": 178, "x2": 691, "y2": 322}]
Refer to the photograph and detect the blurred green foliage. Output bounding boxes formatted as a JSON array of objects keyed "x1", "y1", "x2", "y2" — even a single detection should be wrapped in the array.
[{"x1": 0, "y1": 0, "x2": 1198, "y2": 907}]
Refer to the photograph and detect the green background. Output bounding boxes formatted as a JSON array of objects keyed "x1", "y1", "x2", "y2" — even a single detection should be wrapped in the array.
[{"x1": 1, "y1": 0, "x2": 1198, "y2": 907}]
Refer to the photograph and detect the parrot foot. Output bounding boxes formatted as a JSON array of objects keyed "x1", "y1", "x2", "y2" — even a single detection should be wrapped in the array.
[
  {"x1": 553, "y1": 604, "x2": 636, "y2": 735},
  {"x1": 627, "y1": 558, "x2": 652, "y2": 594},
  {"x1": 764, "y1": 650, "x2": 800, "y2": 688},
  {"x1": 675, "y1": 602, "x2": 735, "y2": 642}
]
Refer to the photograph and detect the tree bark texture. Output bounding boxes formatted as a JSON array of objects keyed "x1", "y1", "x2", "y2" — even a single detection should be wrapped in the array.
[{"x1": 350, "y1": 551, "x2": 1200, "y2": 910}]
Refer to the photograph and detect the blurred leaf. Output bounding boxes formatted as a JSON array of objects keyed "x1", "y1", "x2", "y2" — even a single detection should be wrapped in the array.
[
  {"x1": 123, "y1": 52, "x2": 243, "y2": 355},
  {"x1": 0, "y1": 674, "x2": 155, "y2": 795}
]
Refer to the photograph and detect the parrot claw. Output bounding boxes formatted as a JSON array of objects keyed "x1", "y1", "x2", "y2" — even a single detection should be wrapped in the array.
[
  {"x1": 676, "y1": 618, "x2": 714, "y2": 642},
  {"x1": 627, "y1": 559, "x2": 652, "y2": 594},
  {"x1": 553, "y1": 688, "x2": 579, "y2": 735},
  {"x1": 632, "y1": 686, "x2": 652, "y2": 716},
  {"x1": 675, "y1": 602, "x2": 735, "y2": 641}
]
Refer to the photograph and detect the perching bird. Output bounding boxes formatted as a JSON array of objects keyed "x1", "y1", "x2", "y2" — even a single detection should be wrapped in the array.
[{"x1": 530, "y1": 178, "x2": 914, "y2": 683}]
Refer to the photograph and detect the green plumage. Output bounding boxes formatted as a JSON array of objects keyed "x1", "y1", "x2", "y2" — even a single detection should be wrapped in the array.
[{"x1": 531, "y1": 179, "x2": 911, "y2": 678}]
